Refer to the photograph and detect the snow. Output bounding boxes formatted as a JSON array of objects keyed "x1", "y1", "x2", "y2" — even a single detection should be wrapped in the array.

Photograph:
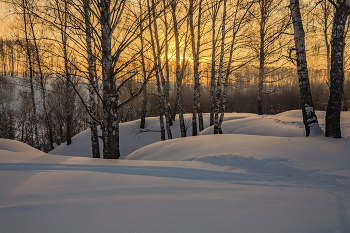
[{"x1": 1, "y1": 110, "x2": 350, "y2": 233}]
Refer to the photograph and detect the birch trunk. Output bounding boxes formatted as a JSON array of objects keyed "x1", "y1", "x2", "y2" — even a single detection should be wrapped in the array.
[
  {"x1": 59, "y1": 0, "x2": 73, "y2": 145},
  {"x1": 209, "y1": 10, "x2": 217, "y2": 126},
  {"x1": 151, "y1": 0, "x2": 172, "y2": 139},
  {"x1": 147, "y1": 0, "x2": 166, "y2": 140},
  {"x1": 101, "y1": 0, "x2": 120, "y2": 159},
  {"x1": 325, "y1": 1, "x2": 350, "y2": 138},
  {"x1": 84, "y1": 0, "x2": 100, "y2": 158},
  {"x1": 139, "y1": 2, "x2": 147, "y2": 129},
  {"x1": 163, "y1": 0, "x2": 173, "y2": 126},
  {"x1": 214, "y1": 0, "x2": 227, "y2": 134},
  {"x1": 258, "y1": 0, "x2": 266, "y2": 115},
  {"x1": 289, "y1": 0, "x2": 321, "y2": 137},
  {"x1": 189, "y1": 0, "x2": 203, "y2": 135},
  {"x1": 171, "y1": 0, "x2": 186, "y2": 137},
  {"x1": 218, "y1": 32, "x2": 236, "y2": 134}
]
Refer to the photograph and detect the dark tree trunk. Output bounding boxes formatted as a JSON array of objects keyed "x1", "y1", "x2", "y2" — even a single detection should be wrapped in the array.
[
  {"x1": 325, "y1": 2, "x2": 350, "y2": 138},
  {"x1": 101, "y1": 0, "x2": 120, "y2": 159},
  {"x1": 139, "y1": 2, "x2": 148, "y2": 129},
  {"x1": 258, "y1": 0, "x2": 266, "y2": 115}
]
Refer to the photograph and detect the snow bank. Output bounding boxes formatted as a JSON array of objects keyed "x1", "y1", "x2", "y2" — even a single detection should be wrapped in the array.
[
  {"x1": 0, "y1": 138, "x2": 45, "y2": 154},
  {"x1": 49, "y1": 113, "x2": 247, "y2": 158}
]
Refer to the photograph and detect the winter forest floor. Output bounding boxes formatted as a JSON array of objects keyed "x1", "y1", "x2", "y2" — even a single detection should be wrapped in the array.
[{"x1": 1, "y1": 110, "x2": 350, "y2": 233}]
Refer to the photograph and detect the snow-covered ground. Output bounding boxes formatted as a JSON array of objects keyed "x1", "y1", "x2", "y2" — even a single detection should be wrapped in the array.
[{"x1": 1, "y1": 110, "x2": 350, "y2": 233}]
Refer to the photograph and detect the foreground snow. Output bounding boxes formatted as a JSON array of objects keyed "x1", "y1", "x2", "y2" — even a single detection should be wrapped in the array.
[{"x1": 1, "y1": 110, "x2": 350, "y2": 233}]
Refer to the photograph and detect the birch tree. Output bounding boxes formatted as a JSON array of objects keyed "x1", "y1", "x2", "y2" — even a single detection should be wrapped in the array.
[
  {"x1": 325, "y1": 0, "x2": 350, "y2": 138},
  {"x1": 213, "y1": 0, "x2": 227, "y2": 134},
  {"x1": 189, "y1": 0, "x2": 204, "y2": 136},
  {"x1": 289, "y1": 0, "x2": 321, "y2": 136},
  {"x1": 209, "y1": 0, "x2": 221, "y2": 126},
  {"x1": 83, "y1": 0, "x2": 100, "y2": 158},
  {"x1": 171, "y1": 0, "x2": 186, "y2": 137}
]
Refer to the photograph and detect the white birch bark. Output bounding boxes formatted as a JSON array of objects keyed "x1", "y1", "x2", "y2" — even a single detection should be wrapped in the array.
[
  {"x1": 84, "y1": 0, "x2": 100, "y2": 158},
  {"x1": 171, "y1": 0, "x2": 186, "y2": 137},
  {"x1": 151, "y1": 0, "x2": 172, "y2": 139},
  {"x1": 213, "y1": 0, "x2": 227, "y2": 134},
  {"x1": 325, "y1": 0, "x2": 350, "y2": 138},
  {"x1": 289, "y1": 0, "x2": 321, "y2": 137}
]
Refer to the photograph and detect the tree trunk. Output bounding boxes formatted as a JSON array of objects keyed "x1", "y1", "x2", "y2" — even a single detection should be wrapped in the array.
[
  {"x1": 209, "y1": 7, "x2": 218, "y2": 126},
  {"x1": 27, "y1": 0, "x2": 53, "y2": 151},
  {"x1": 163, "y1": 0, "x2": 173, "y2": 126},
  {"x1": 190, "y1": 0, "x2": 203, "y2": 135},
  {"x1": 147, "y1": 0, "x2": 166, "y2": 140},
  {"x1": 289, "y1": 0, "x2": 321, "y2": 137},
  {"x1": 84, "y1": 0, "x2": 100, "y2": 158},
  {"x1": 22, "y1": 1, "x2": 40, "y2": 150},
  {"x1": 139, "y1": 2, "x2": 147, "y2": 129},
  {"x1": 214, "y1": 0, "x2": 227, "y2": 134},
  {"x1": 325, "y1": 2, "x2": 350, "y2": 138},
  {"x1": 258, "y1": 0, "x2": 266, "y2": 115},
  {"x1": 60, "y1": 0, "x2": 73, "y2": 145},
  {"x1": 151, "y1": 0, "x2": 172, "y2": 139},
  {"x1": 101, "y1": 0, "x2": 120, "y2": 159},
  {"x1": 171, "y1": 0, "x2": 186, "y2": 137}
]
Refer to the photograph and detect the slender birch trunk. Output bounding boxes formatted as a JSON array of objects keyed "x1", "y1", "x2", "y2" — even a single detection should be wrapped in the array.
[
  {"x1": 209, "y1": 4, "x2": 219, "y2": 126},
  {"x1": 139, "y1": 1, "x2": 148, "y2": 129},
  {"x1": 151, "y1": 0, "x2": 172, "y2": 139},
  {"x1": 146, "y1": 0, "x2": 166, "y2": 140},
  {"x1": 289, "y1": 0, "x2": 321, "y2": 137},
  {"x1": 84, "y1": 0, "x2": 100, "y2": 158},
  {"x1": 214, "y1": 0, "x2": 227, "y2": 134},
  {"x1": 58, "y1": 0, "x2": 73, "y2": 145},
  {"x1": 257, "y1": 0, "x2": 266, "y2": 115},
  {"x1": 323, "y1": 0, "x2": 331, "y2": 82},
  {"x1": 218, "y1": 32, "x2": 236, "y2": 134},
  {"x1": 189, "y1": 0, "x2": 197, "y2": 136},
  {"x1": 189, "y1": 0, "x2": 203, "y2": 135},
  {"x1": 196, "y1": 0, "x2": 204, "y2": 132},
  {"x1": 171, "y1": 0, "x2": 186, "y2": 137},
  {"x1": 163, "y1": 0, "x2": 173, "y2": 126}
]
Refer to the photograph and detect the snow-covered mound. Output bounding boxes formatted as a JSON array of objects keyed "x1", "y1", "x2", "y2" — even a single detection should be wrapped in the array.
[
  {"x1": 126, "y1": 134, "x2": 350, "y2": 173},
  {"x1": 49, "y1": 113, "x2": 252, "y2": 158},
  {"x1": 200, "y1": 110, "x2": 350, "y2": 137},
  {"x1": 0, "y1": 138, "x2": 45, "y2": 154}
]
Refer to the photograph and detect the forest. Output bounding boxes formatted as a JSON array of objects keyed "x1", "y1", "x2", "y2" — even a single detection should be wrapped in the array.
[{"x1": 0, "y1": 0, "x2": 350, "y2": 158}]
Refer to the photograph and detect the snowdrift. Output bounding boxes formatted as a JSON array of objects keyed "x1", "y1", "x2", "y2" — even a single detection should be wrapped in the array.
[{"x1": 0, "y1": 138, "x2": 45, "y2": 154}]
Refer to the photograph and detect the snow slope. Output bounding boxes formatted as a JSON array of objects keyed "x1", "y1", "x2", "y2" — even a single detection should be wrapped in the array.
[
  {"x1": 1, "y1": 110, "x2": 350, "y2": 233},
  {"x1": 49, "y1": 113, "x2": 254, "y2": 158}
]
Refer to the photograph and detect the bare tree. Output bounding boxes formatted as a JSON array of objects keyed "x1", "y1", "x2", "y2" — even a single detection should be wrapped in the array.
[
  {"x1": 83, "y1": 0, "x2": 100, "y2": 158},
  {"x1": 289, "y1": 0, "x2": 321, "y2": 136},
  {"x1": 325, "y1": 0, "x2": 350, "y2": 138},
  {"x1": 189, "y1": 0, "x2": 204, "y2": 136},
  {"x1": 171, "y1": 0, "x2": 186, "y2": 137}
]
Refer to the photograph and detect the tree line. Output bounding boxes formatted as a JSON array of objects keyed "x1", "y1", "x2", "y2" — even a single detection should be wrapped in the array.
[{"x1": 0, "y1": 0, "x2": 349, "y2": 158}]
